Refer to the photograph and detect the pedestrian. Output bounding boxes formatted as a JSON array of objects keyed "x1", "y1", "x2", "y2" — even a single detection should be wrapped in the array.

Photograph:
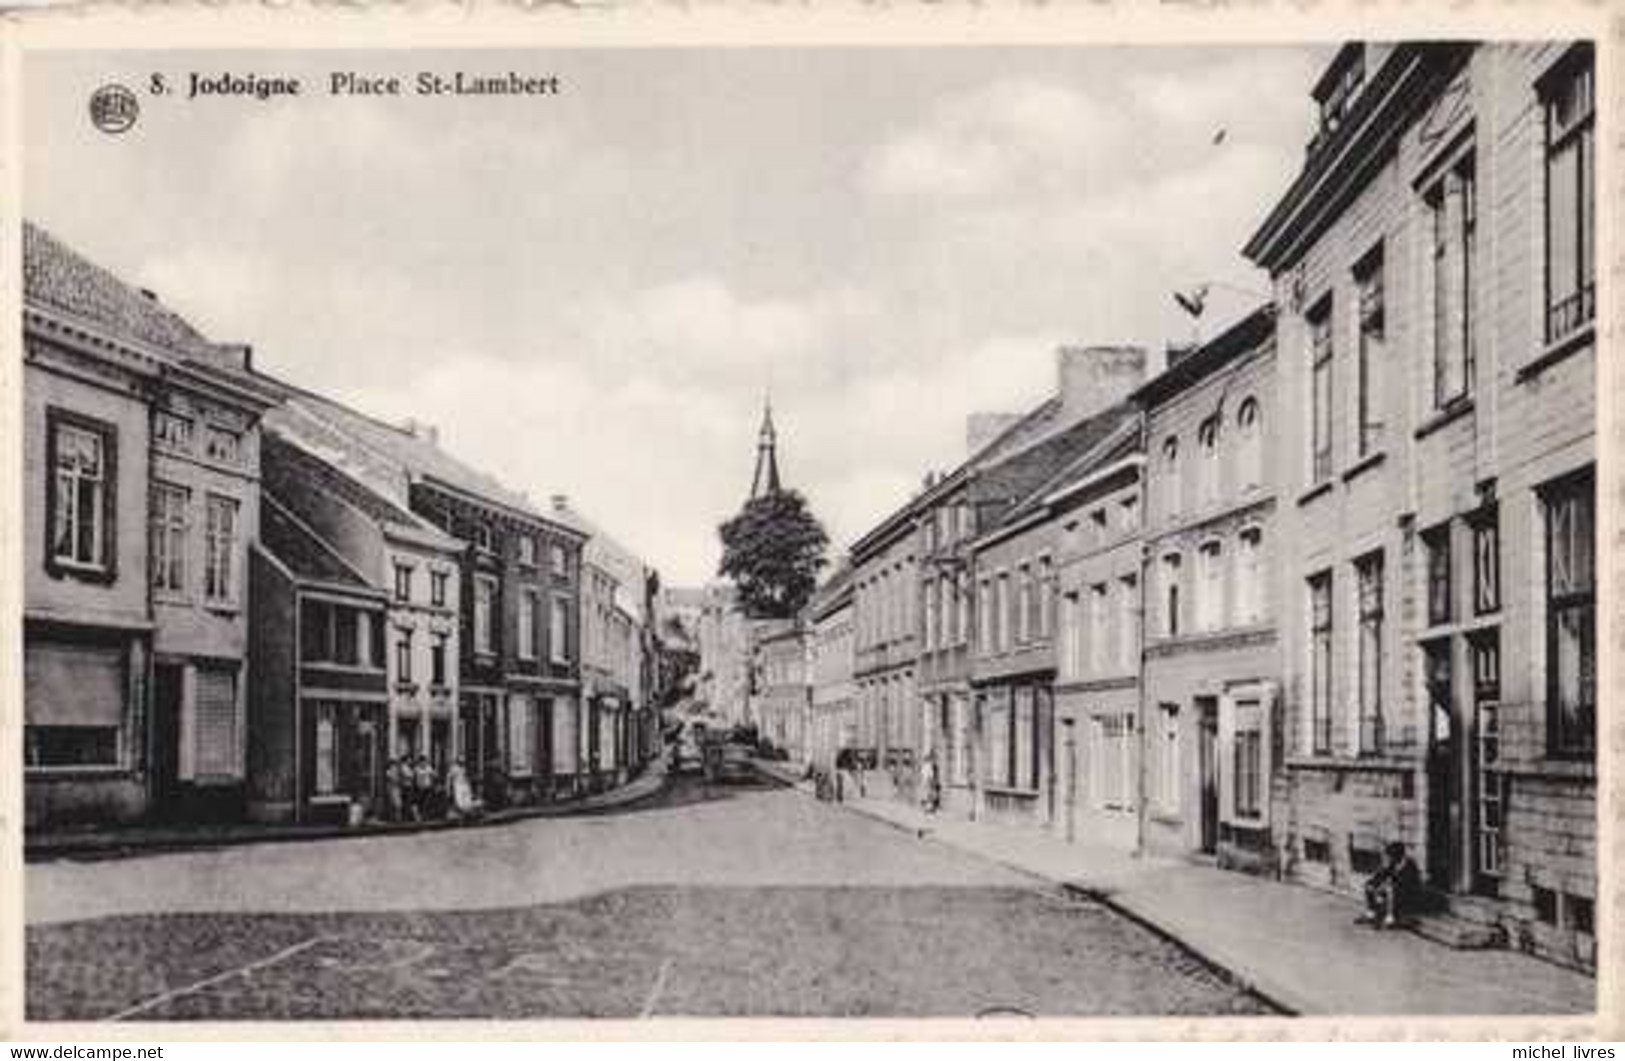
[
  {"x1": 384, "y1": 757, "x2": 407, "y2": 823},
  {"x1": 414, "y1": 756, "x2": 439, "y2": 820},
  {"x1": 447, "y1": 759, "x2": 478, "y2": 822},
  {"x1": 1360, "y1": 841, "x2": 1423, "y2": 929},
  {"x1": 921, "y1": 752, "x2": 941, "y2": 815}
]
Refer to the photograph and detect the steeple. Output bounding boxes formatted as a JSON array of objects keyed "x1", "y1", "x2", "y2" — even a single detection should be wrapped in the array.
[{"x1": 749, "y1": 395, "x2": 782, "y2": 500}]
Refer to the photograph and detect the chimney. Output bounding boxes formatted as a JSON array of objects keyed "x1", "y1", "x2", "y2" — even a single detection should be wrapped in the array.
[
  {"x1": 1057, "y1": 345, "x2": 1148, "y2": 421},
  {"x1": 139, "y1": 288, "x2": 159, "y2": 303},
  {"x1": 212, "y1": 343, "x2": 253, "y2": 372},
  {"x1": 551, "y1": 494, "x2": 569, "y2": 513},
  {"x1": 402, "y1": 418, "x2": 440, "y2": 446},
  {"x1": 966, "y1": 412, "x2": 1023, "y2": 456}
]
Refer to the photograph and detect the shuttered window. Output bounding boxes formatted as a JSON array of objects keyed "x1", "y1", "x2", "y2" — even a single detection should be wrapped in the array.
[
  {"x1": 24, "y1": 642, "x2": 125, "y2": 768},
  {"x1": 194, "y1": 667, "x2": 240, "y2": 780}
]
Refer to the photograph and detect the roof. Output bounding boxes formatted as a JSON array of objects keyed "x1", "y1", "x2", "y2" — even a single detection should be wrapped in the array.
[
  {"x1": 254, "y1": 373, "x2": 586, "y2": 541},
  {"x1": 259, "y1": 496, "x2": 373, "y2": 588},
  {"x1": 23, "y1": 222, "x2": 215, "y2": 359},
  {"x1": 1132, "y1": 305, "x2": 1277, "y2": 408},
  {"x1": 998, "y1": 411, "x2": 1143, "y2": 528},
  {"x1": 261, "y1": 428, "x2": 463, "y2": 554}
]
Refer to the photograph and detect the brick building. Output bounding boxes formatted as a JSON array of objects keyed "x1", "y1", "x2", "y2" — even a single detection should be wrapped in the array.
[
  {"x1": 1136, "y1": 307, "x2": 1280, "y2": 868},
  {"x1": 1244, "y1": 42, "x2": 1596, "y2": 969},
  {"x1": 807, "y1": 563, "x2": 856, "y2": 772}
]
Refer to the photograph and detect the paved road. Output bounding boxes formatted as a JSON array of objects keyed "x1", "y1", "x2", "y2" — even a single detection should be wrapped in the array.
[{"x1": 27, "y1": 774, "x2": 1274, "y2": 1020}]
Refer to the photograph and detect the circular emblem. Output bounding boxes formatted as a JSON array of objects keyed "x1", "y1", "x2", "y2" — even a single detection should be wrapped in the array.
[{"x1": 89, "y1": 83, "x2": 139, "y2": 135}]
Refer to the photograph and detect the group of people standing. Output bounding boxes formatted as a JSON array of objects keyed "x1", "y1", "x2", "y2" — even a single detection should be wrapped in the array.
[{"x1": 384, "y1": 756, "x2": 478, "y2": 823}]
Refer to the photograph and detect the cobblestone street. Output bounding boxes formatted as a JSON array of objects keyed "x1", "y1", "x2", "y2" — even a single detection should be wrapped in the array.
[{"x1": 27, "y1": 776, "x2": 1274, "y2": 1020}]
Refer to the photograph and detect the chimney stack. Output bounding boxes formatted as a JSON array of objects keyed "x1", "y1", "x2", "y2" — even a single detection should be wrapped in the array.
[
  {"x1": 551, "y1": 494, "x2": 569, "y2": 513},
  {"x1": 212, "y1": 343, "x2": 253, "y2": 372},
  {"x1": 402, "y1": 418, "x2": 440, "y2": 446},
  {"x1": 1057, "y1": 345, "x2": 1148, "y2": 422}
]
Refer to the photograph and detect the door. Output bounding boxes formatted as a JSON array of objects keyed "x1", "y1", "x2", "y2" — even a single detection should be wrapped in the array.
[
  {"x1": 151, "y1": 663, "x2": 185, "y2": 813},
  {"x1": 1424, "y1": 640, "x2": 1457, "y2": 890},
  {"x1": 1196, "y1": 696, "x2": 1219, "y2": 854}
]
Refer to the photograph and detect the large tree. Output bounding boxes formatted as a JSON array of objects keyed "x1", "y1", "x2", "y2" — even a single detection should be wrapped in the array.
[{"x1": 717, "y1": 489, "x2": 829, "y2": 619}]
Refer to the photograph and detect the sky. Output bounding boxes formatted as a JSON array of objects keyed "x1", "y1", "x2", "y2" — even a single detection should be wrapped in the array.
[{"x1": 25, "y1": 46, "x2": 1328, "y2": 587}]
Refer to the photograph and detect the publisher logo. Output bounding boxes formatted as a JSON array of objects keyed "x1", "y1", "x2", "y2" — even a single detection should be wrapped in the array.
[{"x1": 89, "y1": 83, "x2": 138, "y2": 135}]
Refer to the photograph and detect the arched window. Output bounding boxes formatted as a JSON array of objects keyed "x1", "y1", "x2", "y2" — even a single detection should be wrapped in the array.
[
  {"x1": 1237, "y1": 397, "x2": 1263, "y2": 490},
  {"x1": 1198, "y1": 416, "x2": 1221, "y2": 508},
  {"x1": 1162, "y1": 436, "x2": 1181, "y2": 517}
]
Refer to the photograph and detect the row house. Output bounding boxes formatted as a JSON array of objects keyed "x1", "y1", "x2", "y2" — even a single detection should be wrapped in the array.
[
  {"x1": 752, "y1": 618, "x2": 812, "y2": 761},
  {"x1": 575, "y1": 508, "x2": 653, "y2": 789},
  {"x1": 264, "y1": 389, "x2": 590, "y2": 810},
  {"x1": 22, "y1": 223, "x2": 278, "y2": 829},
  {"x1": 1136, "y1": 307, "x2": 1280, "y2": 869},
  {"x1": 258, "y1": 423, "x2": 465, "y2": 781},
  {"x1": 248, "y1": 495, "x2": 391, "y2": 822},
  {"x1": 1243, "y1": 41, "x2": 1597, "y2": 969},
  {"x1": 849, "y1": 508, "x2": 918, "y2": 774},
  {"x1": 969, "y1": 401, "x2": 1141, "y2": 833},
  {"x1": 807, "y1": 564, "x2": 856, "y2": 772},
  {"x1": 696, "y1": 582, "x2": 750, "y2": 726}
]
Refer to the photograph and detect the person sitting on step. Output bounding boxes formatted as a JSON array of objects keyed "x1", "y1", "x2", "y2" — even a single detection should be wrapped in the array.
[{"x1": 1360, "y1": 840, "x2": 1423, "y2": 930}]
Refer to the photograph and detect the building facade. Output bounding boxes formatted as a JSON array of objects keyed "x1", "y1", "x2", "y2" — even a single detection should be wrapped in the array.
[
  {"x1": 1137, "y1": 308, "x2": 1280, "y2": 868},
  {"x1": 22, "y1": 223, "x2": 276, "y2": 829},
  {"x1": 807, "y1": 565, "x2": 856, "y2": 772},
  {"x1": 1244, "y1": 42, "x2": 1597, "y2": 969},
  {"x1": 753, "y1": 618, "x2": 812, "y2": 762}
]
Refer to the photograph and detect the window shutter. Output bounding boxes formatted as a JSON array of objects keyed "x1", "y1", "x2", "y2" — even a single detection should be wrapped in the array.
[
  {"x1": 24, "y1": 643, "x2": 124, "y2": 726},
  {"x1": 194, "y1": 667, "x2": 240, "y2": 780}
]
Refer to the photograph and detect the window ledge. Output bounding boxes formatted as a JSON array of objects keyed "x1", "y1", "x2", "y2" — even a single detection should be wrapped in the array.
[
  {"x1": 1518, "y1": 324, "x2": 1594, "y2": 383},
  {"x1": 1507, "y1": 757, "x2": 1596, "y2": 781},
  {"x1": 204, "y1": 601, "x2": 241, "y2": 616},
  {"x1": 1285, "y1": 754, "x2": 1416, "y2": 773},
  {"x1": 1150, "y1": 811, "x2": 1182, "y2": 826},
  {"x1": 1414, "y1": 397, "x2": 1475, "y2": 441},
  {"x1": 25, "y1": 764, "x2": 130, "y2": 778},
  {"x1": 982, "y1": 785, "x2": 1040, "y2": 799},
  {"x1": 1341, "y1": 450, "x2": 1387, "y2": 484},
  {"x1": 1296, "y1": 480, "x2": 1334, "y2": 507}
]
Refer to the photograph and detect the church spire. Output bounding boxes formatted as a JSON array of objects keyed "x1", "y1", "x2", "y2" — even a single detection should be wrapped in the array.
[{"x1": 749, "y1": 395, "x2": 782, "y2": 500}]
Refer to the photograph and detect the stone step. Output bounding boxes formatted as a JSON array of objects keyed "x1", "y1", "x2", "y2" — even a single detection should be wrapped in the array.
[{"x1": 1406, "y1": 911, "x2": 1508, "y2": 950}]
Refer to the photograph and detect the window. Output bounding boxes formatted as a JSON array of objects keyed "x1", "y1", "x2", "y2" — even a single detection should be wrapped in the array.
[
  {"x1": 1197, "y1": 417, "x2": 1221, "y2": 508},
  {"x1": 50, "y1": 418, "x2": 112, "y2": 572},
  {"x1": 431, "y1": 632, "x2": 448, "y2": 687},
  {"x1": 1060, "y1": 591, "x2": 1081, "y2": 679},
  {"x1": 1425, "y1": 523, "x2": 1453, "y2": 626},
  {"x1": 1234, "y1": 703, "x2": 1264, "y2": 820},
  {"x1": 941, "y1": 575, "x2": 957, "y2": 647},
  {"x1": 550, "y1": 543, "x2": 568, "y2": 578},
  {"x1": 203, "y1": 424, "x2": 242, "y2": 465},
  {"x1": 1472, "y1": 634, "x2": 1503, "y2": 882},
  {"x1": 1090, "y1": 507, "x2": 1108, "y2": 542},
  {"x1": 1355, "y1": 552, "x2": 1385, "y2": 755},
  {"x1": 986, "y1": 694, "x2": 1010, "y2": 787},
  {"x1": 154, "y1": 410, "x2": 193, "y2": 452},
  {"x1": 1317, "y1": 47, "x2": 1365, "y2": 133},
  {"x1": 1308, "y1": 572, "x2": 1332, "y2": 755},
  {"x1": 1309, "y1": 298, "x2": 1334, "y2": 482},
  {"x1": 1355, "y1": 246, "x2": 1386, "y2": 456},
  {"x1": 1158, "y1": 704, "x2": 1180, "y2": 812},
  {"x1": 518, "y1": 589, "x2": 538, "y2": 660},
  {"x1": 151, "y1": 483, "x2": 189, "y2": 596},
  {"x1": 1545, "y1": 470, "x2": 1594, "y2": 758},
  {"x1": 1161, "y1": 554, "x2": 1182, "y2": 637},
  {"x1": 473, "y1": 575, "x2": 497, "y2": 655},
  {"x1": 1196, "y1": 541, "x2": 1223, "y2": 631},
  {"x1": 473, "y1": 523, "x2": 493, "y2": 553},
  {"x1": 1235, "y1": 528, "x2": 1264, "y2": 625},
  {"x1": 1121, "y1": 493, "x2": 1140, "y2": 530},
  {"x1": 923, "y1": 579, "x2": 938, "y2": 650},
  {"x1": 1427, "y1": 154, "x2": 1476, "y2": 408},
  {"x1": 1013, "y1": 688, "x2": 1038, "y2": 792},
  {"x1": 1092, "y1": 713, "x2": 1136, "y2": 811},
  {"x1": 1117, "y1": 576, "x2": 1137, "y2": 668},
  {"x1": 1544, "y1": 47, "x2": 1595, "y2": 344},
  {"x1": 956, "y1": 572, "x2": 971, "y2": 646},
  {"x1": 996, "y1": 573, "x2": 1011, "y2": 652},
  {"x1": 1089, "y1": 583, "x2": 1109, "y2": 671},
  {"x1": 393, "y1": 563, "x2": 414, "y2": 603},
  {"x1": 314, "y1": 704, "x2": 338, "y2": 796},
  {"x1": 518, "y1": 536, "x2": 537, "y2": 567},
  {"x1": 508, "y1": 695, "x2": 535, "y2": 776},
  {"x1": 431, "y1": 570, "x2": 448, "y2": 608},
  {"x1": 1236, "y1": 400, "x2": 1262, "y2": 490},
  {"x1": 1162, "y1": 437, "x2": 1181, "y2": 516},
  {"x1": 395, "y1": 629, "x2": 414, "y2": 684},
  {"x1": 551, "y1": 597, "x2": 571, "y2": 664},
  {"x1": 1472, "y1": 508, "x2": 1500, "y2": 615},
  {"x1": 203, "y1": 495, "x2": 239, "y2": 605},
  {"x1": 1017, "y1": 565, "x2": 1033, "y2": 645},
  {"x1": 23, "y1": 642, "x2": 126, "y2": 769},
  {"x1": 977, "y1": 579, "x2": 993, "y2": 652}
]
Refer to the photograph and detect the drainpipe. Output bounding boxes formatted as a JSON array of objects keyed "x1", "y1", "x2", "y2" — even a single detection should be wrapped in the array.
[{"x1": 1135, "y1": 421, "x2": 1151, "y2": 860}]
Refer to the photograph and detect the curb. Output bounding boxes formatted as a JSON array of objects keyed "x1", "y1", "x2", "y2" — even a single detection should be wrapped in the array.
[
  {"x1": 26, "y1": 768, "x2": 672, "y2": 863},
  {"x1": 818, "y1": 788, "x2": 1301, "y2": 1017}
]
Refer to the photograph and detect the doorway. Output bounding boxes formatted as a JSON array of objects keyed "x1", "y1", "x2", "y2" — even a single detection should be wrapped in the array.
[
  {"x1": 1196, "y1": 696, "x2": 1219, "y2": 855},
  {"x1": 151, "y1": 662, "x2": 185, "y2": 815},
  {"x1": 1424, "y1": 639, "x2": 1459, "y2": 891}
]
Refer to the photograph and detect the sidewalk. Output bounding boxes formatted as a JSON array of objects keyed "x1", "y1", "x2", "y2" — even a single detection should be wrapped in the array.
[
  {"x1": 805, "y1": 776, "x2": 1594, "y2": 1017},
  {"x1": 26, "y1": 759, "x2": 670, "y2": 863}
]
